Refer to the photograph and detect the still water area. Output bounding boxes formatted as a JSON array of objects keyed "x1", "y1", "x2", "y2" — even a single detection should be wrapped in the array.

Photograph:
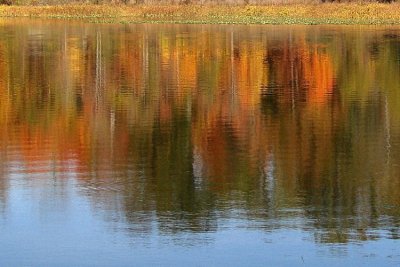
[{"x1": 0, "y1": 19, "x2": 400, "y2": 266}]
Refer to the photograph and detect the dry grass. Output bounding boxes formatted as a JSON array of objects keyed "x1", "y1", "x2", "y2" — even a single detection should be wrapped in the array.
[{"x1": 0, "y1": 3, "x2": 400, "y2": 24}]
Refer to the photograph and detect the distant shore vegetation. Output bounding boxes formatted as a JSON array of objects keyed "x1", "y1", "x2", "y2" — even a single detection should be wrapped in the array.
[
  {"x1": 0, "y1": 0, "x2": 398, "y2": 4},
  {"x1": 1, "y1": 3, "x2": 400, "y2": 25}
]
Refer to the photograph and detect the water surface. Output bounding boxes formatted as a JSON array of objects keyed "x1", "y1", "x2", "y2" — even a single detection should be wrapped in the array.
[{"x1": 0, "y1": 19, "x2": 400, "y2": 266}]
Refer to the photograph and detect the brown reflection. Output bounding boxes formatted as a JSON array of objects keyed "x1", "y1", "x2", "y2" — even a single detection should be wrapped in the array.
[{"x1": 0, "y1": 20, "x2": 400, "y2": 243}]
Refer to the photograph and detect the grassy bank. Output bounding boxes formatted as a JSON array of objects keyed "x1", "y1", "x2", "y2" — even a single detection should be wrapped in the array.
[{"x1": 0, "y1": 4, "x2": 400, "y2": 25}]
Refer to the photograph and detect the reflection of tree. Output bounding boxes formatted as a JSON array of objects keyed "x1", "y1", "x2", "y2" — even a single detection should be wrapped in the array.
[{"x1": 0, "y1": 21, "x2": 400, "y2": 243}]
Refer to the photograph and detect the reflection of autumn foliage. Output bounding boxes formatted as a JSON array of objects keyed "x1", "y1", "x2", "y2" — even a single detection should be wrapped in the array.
[
  {"x1": 0, "y1": 21, "x2": 400, "y2": 242},
  {"x1": 304, "y1": 48, "x2": 334, "y2": 104},
  {"x1": 191, "y1": 33, "x2": 336, "y2": 187}
]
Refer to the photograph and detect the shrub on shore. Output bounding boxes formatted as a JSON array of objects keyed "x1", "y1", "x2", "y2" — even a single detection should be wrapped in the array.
[{"x1": 0, "y1": 0, "x2": 12, "y2": 5}]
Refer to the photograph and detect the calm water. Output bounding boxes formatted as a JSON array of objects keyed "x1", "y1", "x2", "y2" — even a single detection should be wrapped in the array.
[{"x1": 0, "y1": 19, "x2": 400, "y2": 266}]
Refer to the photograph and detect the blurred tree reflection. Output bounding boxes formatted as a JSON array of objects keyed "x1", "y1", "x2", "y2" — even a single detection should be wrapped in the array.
[{"x1": 0, "y1": 21, "x2": 399, "y2": 243}]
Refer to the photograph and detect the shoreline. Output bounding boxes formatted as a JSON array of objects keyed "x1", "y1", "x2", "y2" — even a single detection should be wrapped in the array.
[{"x1": 0, "y1": 4, "x2": 400, "y2": 25}]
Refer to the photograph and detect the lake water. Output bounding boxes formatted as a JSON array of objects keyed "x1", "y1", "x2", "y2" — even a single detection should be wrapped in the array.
[{"x1": 0, "y1": 19, "x2": 400, "y2": 266}]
